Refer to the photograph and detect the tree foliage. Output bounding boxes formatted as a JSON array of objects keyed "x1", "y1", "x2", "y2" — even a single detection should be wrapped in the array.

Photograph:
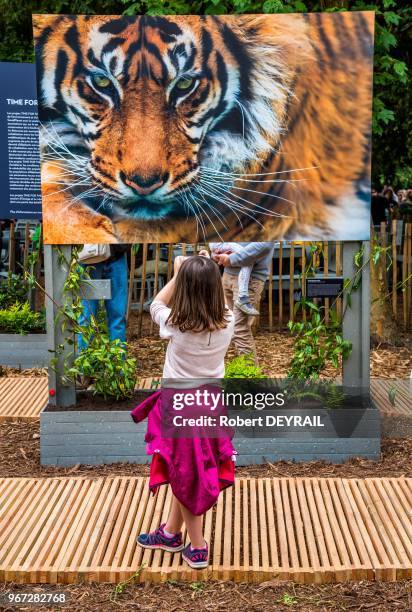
[{"x1": 0, "y1": 0, "x2": 410, "y2": 186}]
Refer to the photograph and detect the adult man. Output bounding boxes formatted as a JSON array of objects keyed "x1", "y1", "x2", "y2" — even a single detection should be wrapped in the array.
[
  {"x1": 78, "y1": 245, "x2": 129, "y2": 350},
  {"x1": 213, "y1": 242, "x2": 275, "y2": 363}
]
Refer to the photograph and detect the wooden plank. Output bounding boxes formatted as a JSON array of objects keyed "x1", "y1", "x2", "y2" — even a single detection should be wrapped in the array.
[
  {"x1": 289, "y1": 244, "x2": 295, "y2": 322},
  {"x1": 268, "y1": 255, "x2": 273, "y2": 331},
  {"x1": 149, "y1": 244, "x2": 161, "y2": 336},
  {"x1": 0, "y1": 377, "x2": 48, "y2": 422},
  {"x1": 336, "y1": 242, "x2": 342, "y2": 320},
  {"x1": 167, "y1": 243, "x2": 173, "y2": 281},
  {"x1": 278, "y1": 241, "x2": 283, "y2": 328},
  {"x1": 407, "y1": 224, "x2": 411, "y2": 327},
  {"x1": 1, "y1": 477, "x2": 411, "y2": 584},
  {"x1": 402, "y1": 225, "x2": 408, "y2": 328},
  {"x1": 392, "y1": 221, "x2": 398, "y2": 320},
  {"x1": 301, "y1": 243, "x2": 306, "y2": 322},
  {"x1": 8, "y1": 221, "x2": 15, "y2": 273},
  {"x1": 126, "y1": 246, "x2": 136, "y2": 324},
  {"x1": 324, "y1": 244, "x2": 329, "y2": 324},
  {"x1": 138, "y1": 243, "x2": 148, "y2": 337},
  {"x1": 23, "y1": 223, "x2": 30, "y2": 273}
]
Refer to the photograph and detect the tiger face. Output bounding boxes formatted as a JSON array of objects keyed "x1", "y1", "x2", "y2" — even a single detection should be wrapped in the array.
[
  {"x1": 34, "y1": 12, "x2": 374, "y2": 242},
  {"x1": 34, "y1": 14, "x2": 307, "y2": 223}
]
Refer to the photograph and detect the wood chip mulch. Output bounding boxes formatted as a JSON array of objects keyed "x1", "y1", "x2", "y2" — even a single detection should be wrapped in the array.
[
  {"x1": 0, "y1": 579, "x2": 411, "y2": 611},
  {"x1": 1, "y1": 327, "x2": 410, "y2": 380},
  {"x1": 1, "y1": 421, "x2": 410, "y2": 479}
]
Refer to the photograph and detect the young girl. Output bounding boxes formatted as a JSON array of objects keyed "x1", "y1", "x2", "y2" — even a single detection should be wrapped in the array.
[{"x1": 131, "y1": 254, "x2": 235, "y2": 569}]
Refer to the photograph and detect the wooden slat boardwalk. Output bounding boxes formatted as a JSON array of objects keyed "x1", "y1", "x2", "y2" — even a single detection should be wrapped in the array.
[
  {"x1": 0, "y1": 378, "x2": 49, "y2": 422},
  {"x1": 371, "y1": 379, "x2": 411, "y2": 416},
  {"x1": 0, "y1": 476, "x2": 411, "y2": 584}
]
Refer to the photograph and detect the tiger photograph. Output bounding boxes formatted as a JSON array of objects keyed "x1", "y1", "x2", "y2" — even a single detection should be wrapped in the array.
[{"x1": 33, "y1": 12, "x2": 374, "y2": 244}]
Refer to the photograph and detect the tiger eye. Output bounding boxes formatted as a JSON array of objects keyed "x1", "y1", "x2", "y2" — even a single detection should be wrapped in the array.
[
  {"x1": 93, "y1": 74, "x2": 111, "y2": 88},
  {"x1": 176, "y1": 77, "x2": 194, "y2": 91}
]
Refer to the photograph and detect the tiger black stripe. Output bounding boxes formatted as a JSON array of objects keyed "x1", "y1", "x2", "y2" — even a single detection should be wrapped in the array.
[
  {"x1": 220, "y1": 23, "x2": 252, "y2": 101},
  {"x1": 64, "y1": 24, "x2": 83, "y2": 79},
  {"x1": 186, "y1": 84, "x2": 211, "y2": 113},
  {"x1": 67, "y1": 103, "x2": 93, "y2": 124},
  {"x1": 77, "y1": 81, "x2": 101, "y2": 106},
  {"x1": 99, "y1": 18, "x2": 132, "y2": 35},
  {"x1": 144, "y1": 41, "x2": 169, "y2": 82},
  {"x1": 168, "y1": 43, "x2": 185, "y2": 69},
  {"x1": 315, "y1": 14, "x2": 337, "y2": 65},
  {"x1": 90, "y1": 160, "x2": 116, "y2": 182},
  {"x1": 200, "y1": 27, "x2": 213, "y2": 67},
  {"x1": 355, "y1": 12, "x2": 373, "y2": 58},
  {"x1": 87, "y1": 48, "x2": 104, "y2": 70},
  {"x1": 333, "y1": 15, "x2": 357, "y2": 62},
  {"x1": 123, "y1": 41, "x2": 141, "y2": 85},
  {"x1": 54, "y1": 49, "x2": 68, "y2": 114},
  {"x1": 109, "y1": 56, "x2": 118, "y2": 73},
  {"x1": 182, "y1": 43, "x2": 197, "y2": 73},
  {"x1": 145, "y1": 16, "x2": 182, "y2": 40},
  {"x1": 35, "y1": 26, "x2": 53, "y2": 107},
  {"x1": 102, "y1": 37, "x2": 126, "y2": 56}
]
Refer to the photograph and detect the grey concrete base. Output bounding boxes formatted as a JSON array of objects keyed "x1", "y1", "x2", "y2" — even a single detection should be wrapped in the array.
[
  {"x1": 40, "y1": 406, "x2": 381, "y2": 466},
  {"x1": 0, "y1": 333, "x2": 48, "y2": 368}
]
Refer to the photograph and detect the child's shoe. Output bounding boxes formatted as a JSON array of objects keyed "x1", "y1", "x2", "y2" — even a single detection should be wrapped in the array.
[
  {"x1": 182, "y1": 542, "x2": 209, "y2": 569},
  {"x1": 235, "y1": 297, "x2": 260, "y2": 316},
  {"x1": 137, "y1": 524, "x2": 184, "y2": 552}
]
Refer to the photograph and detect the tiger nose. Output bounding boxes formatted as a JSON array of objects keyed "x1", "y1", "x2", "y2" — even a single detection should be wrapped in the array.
[{"x1": 123, "y1": 172, "x2": 168, "y2": 196}]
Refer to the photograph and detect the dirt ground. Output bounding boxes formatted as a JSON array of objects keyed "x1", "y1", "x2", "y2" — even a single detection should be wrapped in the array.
[
  {"x1": 128, "y1": 326, "x2": 412, "y2": 380},
  {"x1": 0, "y1": 579, "x2": 411, "y2": 611},
  {"x1": 1, "y1": 420, "x2": 411, "y2": 479}
]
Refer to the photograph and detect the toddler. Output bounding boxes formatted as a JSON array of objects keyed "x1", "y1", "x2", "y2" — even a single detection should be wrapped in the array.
[{"x1": 208, "y1": 242, "x2": 260, "y2": 316}]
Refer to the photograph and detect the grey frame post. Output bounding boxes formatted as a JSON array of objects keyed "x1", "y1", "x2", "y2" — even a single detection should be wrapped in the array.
[
  {"x1": 44, "y1": 245, "x2": 112, "y2": 408},
  {"x1": 44, "y1": 245, "x2": 76, "y2": 407},
  {"x1": 342, "y1": 241, "x2": 370, "y2": 390}
]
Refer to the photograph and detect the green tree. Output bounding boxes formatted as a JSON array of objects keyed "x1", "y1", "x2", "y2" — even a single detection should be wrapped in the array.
[{"x1": 0, "y1": 0, "x2": 410, "y2": 186}]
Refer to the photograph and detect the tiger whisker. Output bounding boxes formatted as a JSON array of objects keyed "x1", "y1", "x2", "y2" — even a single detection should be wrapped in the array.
[
  {"x1": 200, "y1": 169, "x2": 308, "y2": 185},
  {"x1": 193, "y1": 186, "x2": 229, "y2": 231},
  {"x1": 199, "y1": 165, "x2": 319, "y2": 177},
  {"x1": 187, "y1": 186, "x2": 225, "y2": 240},
  {"x1": 197, "y1": 185, "x2": 266, "y2": 231},
  {"x1": 185, "y1": 189, "x2": 207, "y2": 240},
  {"x1": 200, "y1": 177, "x2": 295, "y2": 218}
]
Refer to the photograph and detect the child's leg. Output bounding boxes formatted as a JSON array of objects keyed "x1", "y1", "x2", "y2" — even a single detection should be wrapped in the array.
[
  {"x1": 178, "y1": 502, "x2": 205, "y2": 549},
  {"x1": 165, "y1": 495, "x2": 184, "y2": 534},
  {"x1": 235, "y1": 265, "x2": 260, "y2": 316},
  {"x1": 238, "y1": 265, "x2": 253, "y2": 299}
]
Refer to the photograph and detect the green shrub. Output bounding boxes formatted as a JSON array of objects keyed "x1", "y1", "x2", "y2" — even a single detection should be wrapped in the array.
[
  {"x1": 287, "y1": 309, "x2": 352, "y2": 381},
  {"x1": 224, "y1": 354, "x2": 267, "y2": 379},
  {"x1": 66, "y1": 336, "x2": 137, "y2": 400},
  {"x1": 0, "y1": 273, "x2": 28, "y2": 309},
  {"x1": 0, "y1": 302, "x2": 45, "y2": 334}
]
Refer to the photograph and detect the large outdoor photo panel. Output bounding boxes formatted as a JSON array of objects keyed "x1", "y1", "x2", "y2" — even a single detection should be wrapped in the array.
[{"x1": 33, "y1": 12, "x2": 374, "y2": 244}]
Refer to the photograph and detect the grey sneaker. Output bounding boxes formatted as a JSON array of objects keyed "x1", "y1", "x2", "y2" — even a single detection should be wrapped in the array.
[{"x1": 235, "y1": 299, "x2": 260, "y2": 316}]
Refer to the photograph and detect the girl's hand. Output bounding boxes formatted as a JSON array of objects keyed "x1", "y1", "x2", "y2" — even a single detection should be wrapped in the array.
[
  {"x1": 174, "y1": 255, "x2": 187, "y2": 274},
  {"x1": 198, "y1": 249, "x2": 210, "y2": 258}
]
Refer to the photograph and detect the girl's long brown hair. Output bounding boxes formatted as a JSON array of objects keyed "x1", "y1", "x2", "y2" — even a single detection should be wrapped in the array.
[{"x1": 167, "y1": 256, "x2": 228, "y2": 332}]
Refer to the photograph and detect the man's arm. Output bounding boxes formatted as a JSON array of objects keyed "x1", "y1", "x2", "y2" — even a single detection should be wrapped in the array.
[{"x1": 218, "y1": 242, "x2": 274, "y2": 268}]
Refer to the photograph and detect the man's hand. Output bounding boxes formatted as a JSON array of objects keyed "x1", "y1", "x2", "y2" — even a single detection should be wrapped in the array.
[
  {"x1": 215, "y1": 253, "x2": 231, "y2": 267},
  {"x1": 198, "y1": 249, "x2": 210, "y2": 258}
]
